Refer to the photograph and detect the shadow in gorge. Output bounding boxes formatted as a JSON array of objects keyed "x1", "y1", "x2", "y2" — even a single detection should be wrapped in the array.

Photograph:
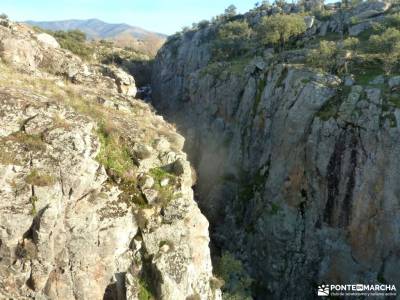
[{"x1": 103, "y1": 272, "x2": 126, "y2": 300}]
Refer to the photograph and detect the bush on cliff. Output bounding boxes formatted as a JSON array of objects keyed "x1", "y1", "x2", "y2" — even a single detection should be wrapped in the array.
[
  {"x1": 213, "y1": 20, "x2": 253, "y2": 60},
  {"x1": 256, "y1": 14, "x2": 306, "y2": 51},
  {"x1": 215, "y1": 252, "x2": 253, "y2": 300},
  {"x1": 307, "y1": 41, "x2": 349, "y2": 74},
  {"x1": 369, "y1": 27, "x2": 400, "y2": 74}
]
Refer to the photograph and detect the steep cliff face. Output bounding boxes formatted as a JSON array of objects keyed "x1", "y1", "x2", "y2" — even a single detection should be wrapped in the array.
[
  {"x1": 152, "y1": 3, "x2": 400, "y2": 299},
  {"x1": 0, "y1": 19, "x2": 220, "y2": 300}
]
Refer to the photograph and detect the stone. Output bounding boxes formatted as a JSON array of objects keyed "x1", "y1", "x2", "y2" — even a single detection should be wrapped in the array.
[
  {"x1": 143, "y1": 189, "x2": 159, "y2": 204},
  {"x1": 36, "y1": 33, "x2": 60, "y2": 49},
  {"x1": 365, "y1": 88, "x2": 381, "y2": 104},
  {"x1": 101, "y1": 65, "x2": 137, "y2": 96},
  {"x1": 160, "y1": 244, "x2": 170, "y2": 253},
  {"x1": 352, "y1": 1, "x2": 391, "y2": 20},
  {"x1": 370, "y1": 75, "x2": 385, "y2": 85},
  {"x1": 139, "y1": 174, "x2": 155, "y2": 189},
  {"x1": 388, "y1": 76, "x2": 400, "y2": 88},
  {"x1": 318, "y1": 22, "x2": 328, "y2": 36},
  {"x1": 344, "y1": 75, "x2": 355, "y2": 86},
  {"x1": 304, "y1": 16, "x2": 315, "y2": 29},
  {"x1": 254, "y1": 56, "x2": 267, "y2": 71},
  {"x1": 135, "y1": 144, "x2": 153, "y2": 159},
  {"x1": 172, "y1": 159, "x2": 186, "y2": 176},
  {"x1": 160, "y1": 178, "x2": 170, "y2": 187},
  {"x1": 0, "y1": 37, "x2": 41, "y2": 72},
  {"x1": 349, "y1": 21, "x2": 371, "y2": 36}
]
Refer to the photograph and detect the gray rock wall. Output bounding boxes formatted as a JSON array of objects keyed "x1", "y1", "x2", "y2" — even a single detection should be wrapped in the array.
[{"x1": 152, "y1": 19, "x2": 400, "y2": 299}]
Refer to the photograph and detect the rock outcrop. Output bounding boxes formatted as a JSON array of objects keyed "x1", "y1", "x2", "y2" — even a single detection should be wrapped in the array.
[
  {"x1": 0, "y1": 20, "x2": 220, "y2": 300},
  {"x1": 152, "y1": 2, "x2": 400, "y2": 299}
]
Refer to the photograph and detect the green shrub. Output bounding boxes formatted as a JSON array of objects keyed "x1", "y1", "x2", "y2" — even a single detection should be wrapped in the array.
[
  {"x1": 307, "y1": 41, "x2": 347, "y2": 74},
  {"x1": 256, "y1": 14, "x2": 306, "y2": 51},
  {"x1": 343, "y1": 37, "x2": 359, "y2": 53},
  {"x1": 341, "y1": 0, "x2": 362, "y2": 8},
  {"x1": 215, "y1": 252, "x2": 253, "y2": 300},
  {"x1": 138, "y1": 277, "x2": 155, "y2": 300},
  {"x1": 213, "y1": 20, "x2": 253, "y2": 60},
  {"x1": 33, "y1": 27, "x2": 94, "y2": 60},
  {"x1": 385, "y1": 13, "x2": 400, "y2": 28},
  {"x1": 96, "y1": 122, "x2": 135, "y2": 178},
  {"x1": 52, "y1": 30, "x2": 93, "y2": 60},
  {"x1": 149, "y1": 167, "x2": 177, "y2": 207},
  {"x1": 314, "y1": 9, "x2": 334, "y2": 21},
  {"x1": 224, "y1": 5, "x2": 238, "y2": 18},
  {"x1": 198, "y1": 20, "x2": 210, "y2": 29},
  {"x1": 30, "y1": 195, "x2": 38, "y2": 215},
  {"x1": 369, "y1": 27, "x2": 400, "y2": 74}
]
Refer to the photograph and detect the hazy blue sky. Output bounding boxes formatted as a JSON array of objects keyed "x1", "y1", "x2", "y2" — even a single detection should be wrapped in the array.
[{"x1": 1, "y1": 0, "x2": 257, "y2": 34}]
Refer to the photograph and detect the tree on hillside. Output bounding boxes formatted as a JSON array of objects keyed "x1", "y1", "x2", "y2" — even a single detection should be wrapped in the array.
[
  {"x1": 343, "y1": 37, "x2": 359, "y2": 54},
  {"x1": 256, "y1": 14, "x2": 306, "y2": 51},
  {"x1": 369, "y1": 27, "x2": 400, "y2": 74},
  {"x1": 274, "y1": 0, "x2": 287, "y2": 8},
  {"x1": 224, "y1": 5, "x2": 238, "y2": 18},
  {"x1": 213, "y1": 20, "x2": 253, "y2": 59},
  {"x1": 341, "y1": 0, "x2": 362, "y2": 9},
  {"x1": 385, "y1": 12, "x2": 400, "y2": 28}
]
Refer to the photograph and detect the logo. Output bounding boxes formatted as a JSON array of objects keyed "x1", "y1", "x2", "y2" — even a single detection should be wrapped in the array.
[
  {"x1": 318, "y1": 285, "x2": 330, "y2": 296},
  {"x1": 317, "y1": 283, "x2": 397, "y2": 297}
]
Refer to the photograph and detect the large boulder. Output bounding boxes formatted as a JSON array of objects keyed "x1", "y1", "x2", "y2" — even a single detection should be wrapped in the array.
[
  {"x1": 36, "y1": 32, "x2": 60, "y2": 49},
  {"x1": 0, "y1": 37, "x2": 42, "y2": 72},
  {"x1": 351, "y1": 1, "x2": 391, "y2": 19},
  {"x1": 102, "y1": 65, "x2": 137, "y2": 96},
  {"x1": 349, "y1": 15, "x2": 385, "y2": 36},
  {"x1": 304, "y1": 16, "x2": 315, "y2": 29}
]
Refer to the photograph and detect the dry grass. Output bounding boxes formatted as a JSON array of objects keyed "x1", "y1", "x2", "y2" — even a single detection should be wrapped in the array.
[
  {"x1": 25, "y1": 169, "x2": 55, "y2": 187},
  {"x1": 5, "y1": 132, "x2": 46, "y2": 152},
  {"x1": 0, "y1": 148, "x2": 14, "y2": 165}
]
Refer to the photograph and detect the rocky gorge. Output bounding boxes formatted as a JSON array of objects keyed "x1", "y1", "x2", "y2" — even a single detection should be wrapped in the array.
[
  {"x1": 152, "y1": 1, "x2": 400, "y2": 299},
  {"x1": 1, "y1": 0, "x2": 400, "y2": 299},
  {"x1": 0, "y1": 18, "x2": 220, "y2": 300}
]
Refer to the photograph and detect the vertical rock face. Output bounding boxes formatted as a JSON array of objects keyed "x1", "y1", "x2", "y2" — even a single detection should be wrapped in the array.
[
  {"x1": 152, "y1": 12, "x2": 400, "y2": 299},
  {"x1": 0, "y1": 89, "x2": 136, "y2": 300},
  {"x1": 0, "y1": 20, "x2": 220, "y2": 300}
]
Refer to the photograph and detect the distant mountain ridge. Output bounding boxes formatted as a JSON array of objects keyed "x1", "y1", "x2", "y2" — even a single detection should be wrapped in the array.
[
  {"x1": 25, "y1": 18, "x2": 167, "y2": 56},
  {"x1": 25, "y1": 18, "x2": 167, "y2": 40}
]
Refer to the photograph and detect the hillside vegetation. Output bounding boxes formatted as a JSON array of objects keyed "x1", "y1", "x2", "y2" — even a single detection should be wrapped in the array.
[{"x1": 167, "y1": 0, "x2": 400, "y2": 79}]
